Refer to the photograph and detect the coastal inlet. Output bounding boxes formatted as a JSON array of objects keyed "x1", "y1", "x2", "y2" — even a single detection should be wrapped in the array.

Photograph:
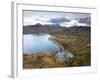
[{"x1": 23, "y1": 34, "x2": 74, "y2": 64}]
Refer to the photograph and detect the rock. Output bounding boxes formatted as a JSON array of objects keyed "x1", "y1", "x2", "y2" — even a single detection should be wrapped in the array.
[{"x1": 55, "y1": 51, "x2": 74, "y2": 62}]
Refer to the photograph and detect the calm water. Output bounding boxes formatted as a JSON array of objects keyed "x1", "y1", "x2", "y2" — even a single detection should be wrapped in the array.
[{"x1": 23, "y1": 34, "x2": 60, "y2": 54}]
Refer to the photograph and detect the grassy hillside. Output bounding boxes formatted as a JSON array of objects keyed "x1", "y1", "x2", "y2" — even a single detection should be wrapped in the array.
[{"x1": 23, "y1": 25, "x2": 91, "y2": 68}]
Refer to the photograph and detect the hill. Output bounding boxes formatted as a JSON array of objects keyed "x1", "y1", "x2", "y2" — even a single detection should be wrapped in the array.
[{"x1": 23, "y1": 24, "x2": 90, "y2": 36}]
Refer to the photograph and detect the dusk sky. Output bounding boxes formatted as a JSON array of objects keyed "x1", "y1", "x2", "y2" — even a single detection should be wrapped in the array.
[{"x1": 23, "y1": 10, "x2": 91, "y2": 27}]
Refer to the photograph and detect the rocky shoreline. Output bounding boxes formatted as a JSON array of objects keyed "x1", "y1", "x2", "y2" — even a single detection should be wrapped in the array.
[{"x1": 49, "y1": 36, "x2": 74, "y2": 62}]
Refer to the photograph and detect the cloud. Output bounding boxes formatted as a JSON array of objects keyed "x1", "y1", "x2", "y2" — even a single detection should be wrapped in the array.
[
  {"x1": 60, "y1": 19, "x2": 89, "y2": 27},
  {"x1": 24, "y1": 16, "x2": 52, "y2": 25},
  {"x1": 23, "y1": 10, "x2": 91, "y2": 27},
  {"x1": 49, "y1": 17, "x2": 70, "y2": 24},
  {"x1": 78, "y1": 17, "x2": 91, "y2": 25}
]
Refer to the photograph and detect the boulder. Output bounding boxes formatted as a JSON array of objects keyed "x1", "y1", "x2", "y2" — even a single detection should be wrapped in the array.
[{"x1": 55, "y1": 51, "x2": 74, "y2": 62}]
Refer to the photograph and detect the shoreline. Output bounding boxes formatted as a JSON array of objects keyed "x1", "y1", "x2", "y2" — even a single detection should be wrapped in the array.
[{"x1": 49, "y1": 35, "x2": 64, "y2": 51}]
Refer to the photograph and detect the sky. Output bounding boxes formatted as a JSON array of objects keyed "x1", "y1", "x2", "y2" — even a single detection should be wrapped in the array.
[{"x1": 23, "y1": 10, "x2": 91, "y2": 27}]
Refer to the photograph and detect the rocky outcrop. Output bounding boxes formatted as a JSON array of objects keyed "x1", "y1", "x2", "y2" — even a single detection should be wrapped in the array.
[
  {"x1": 49, "y1": 36, "x2": 74, "y2": 62},
  {"x1": 55, "y1": 51, "x2": 74, "y2": 62}
]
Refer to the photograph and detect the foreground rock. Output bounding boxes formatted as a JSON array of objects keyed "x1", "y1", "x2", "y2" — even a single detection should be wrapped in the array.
[{"x1": 55, "y1": 50, "x2": 74, "y2": 62}]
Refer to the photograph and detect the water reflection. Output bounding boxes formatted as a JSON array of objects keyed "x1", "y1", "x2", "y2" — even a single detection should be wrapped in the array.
[{"x1": 23, "y1": 34, "x2": 60, "y2": 54}]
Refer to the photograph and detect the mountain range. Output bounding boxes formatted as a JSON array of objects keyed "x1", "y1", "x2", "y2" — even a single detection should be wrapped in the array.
[{"x1": 23, "y1": 23, "x2": 90, "y2": 36}]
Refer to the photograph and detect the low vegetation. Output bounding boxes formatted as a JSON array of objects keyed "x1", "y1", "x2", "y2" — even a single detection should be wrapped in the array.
[
  {"x1": 23, "y1": 25, "x2": 91, "y2": 69},
  {"x1": 23, "y1": 53, "x2": 69, "y2": 69},
  {"x1": 53, "y1": 34, "x2": 90, "y2": 67}
]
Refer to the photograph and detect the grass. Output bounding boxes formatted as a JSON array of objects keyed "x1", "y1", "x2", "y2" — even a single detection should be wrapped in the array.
[
  {"x1": 53, "y1": 33, "x2": 91, "y2": 67},
  {"x1": 23, "y1": 53, "x2": 67, "y2": 69},
  {"x1": 23, "y1": 33, "x2": 90, "y2": 68},
  {"x1": 23, "y1": 26, "x2": 91, "y2": 68}
]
